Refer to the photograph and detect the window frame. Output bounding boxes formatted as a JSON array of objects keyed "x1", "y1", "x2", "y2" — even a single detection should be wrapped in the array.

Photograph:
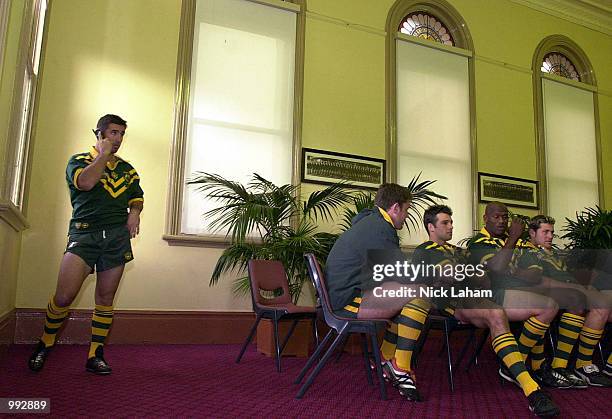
[
  {"x1": 386, "y1": 0, "x2": 477, "y2": 238},
  {"x1": 532, "y1": 35, "x2": 603, "y2": 213},
  {"x1": 163, "y1": 0, "x2": 305, "y2": 246},
  {"x1": 0, "y1": 0, "x2": 48, "y2": 232}
]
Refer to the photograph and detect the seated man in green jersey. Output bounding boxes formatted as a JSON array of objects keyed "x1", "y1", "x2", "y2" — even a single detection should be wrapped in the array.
[
  {"x1": 28, "y1": 114, "x2": 144, "y2": 375},
  {"x1": 527, "y1": 215, "x2": 612, "y2": 387},
  {"x1": 466, "y1": 202, "x2": 583, "y2": 390},
  {"x1": 413, "y1": 205, "x2": 559, "y2": 418},
  {"x1": 591, "y1": 252, "x2": 612, "y2": 378},
  {"x1": 326, "y1": 183, "x2": 431, "y2": 401}
]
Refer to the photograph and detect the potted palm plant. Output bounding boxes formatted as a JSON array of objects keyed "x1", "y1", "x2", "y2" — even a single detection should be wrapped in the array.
[
  {"x1": 188, "y1": 173, "x2": 352, "y2": 356},
  {"x1": 188, "y1": 173, "x2": 351, "y2": 302},
  {"x1": 562, "y1": 206, "x2": 612, "y2": 284}
]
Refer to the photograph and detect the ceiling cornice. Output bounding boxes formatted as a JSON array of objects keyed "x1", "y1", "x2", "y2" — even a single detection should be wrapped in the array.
[{"x1": 510, "y1": 0, "x2": 612, "y2": 36}]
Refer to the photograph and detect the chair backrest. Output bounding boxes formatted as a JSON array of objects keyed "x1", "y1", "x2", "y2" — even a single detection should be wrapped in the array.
[
  {"x1": 247, "y1": 259, "x2": 292, "y2": 307},
  {"x1": 304, "y1": 253, "x2": 344, "y2": 329}
]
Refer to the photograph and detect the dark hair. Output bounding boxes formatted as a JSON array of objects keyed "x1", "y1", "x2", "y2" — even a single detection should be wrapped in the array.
[
  {"x1": 374, "y1": 183, "x2": 411, "y2": 210},
  {"x1": 96, "y1": 114, "x2": 127, "y2": 133},
  {"x1": 423, "y1": 205, "x2": 453, "y2": 230},
  {"x1": 528, "y1": 215, "x2": 555, "y2": 232}
]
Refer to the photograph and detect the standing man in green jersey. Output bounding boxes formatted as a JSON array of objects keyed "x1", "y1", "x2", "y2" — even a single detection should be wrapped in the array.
[{"x1": 28, "y1": 114, "x2": 144, "y2": 375}]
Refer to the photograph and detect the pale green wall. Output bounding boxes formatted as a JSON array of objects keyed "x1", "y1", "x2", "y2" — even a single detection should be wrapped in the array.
[{"x1": 10, "y1": 0, "x2": 612, "y2": 310}]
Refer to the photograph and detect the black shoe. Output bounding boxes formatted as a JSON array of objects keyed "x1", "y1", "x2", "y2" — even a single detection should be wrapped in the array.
[
  {"x1": 534, "y1": 364, "x2": 572, "y2": 389},
  {"x1": 28, "y1": 340, "x2": 52, "y2": 372},
  {"x1": 528, "y1": 389, "x2": 560, "y2": 417},
  {"x1": 383, "y1": 361, "x2": 423, "y2": 401},
  {"x1": 85, "y1": 347, "x2": 112, "y2": 375},
  {"x1": 498, "y1": 365, "x2": 520, "y2": 387},
  {"x1": 603, "y1": 364, "x2": 612, "y2": 378},
  {"x1": 574, "y1": 364, "x2": 612, "y2": 387},
  {"x1": 554, "y1": 368, "x2": 588, "y2": 389}
]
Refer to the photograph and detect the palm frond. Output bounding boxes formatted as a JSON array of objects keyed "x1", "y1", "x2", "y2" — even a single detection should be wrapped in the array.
[
  {"x1": 302, "y1": 183, "x2": 353, "y2": 222},
  {"x1": 232, "y1": 276, "x2": 251, "y2": 297},
  {"x1": 188, "y1": 172, "x2": 251, "y2": 203},
  {"x1": 339, "y1": 192, "x2": 375, "y2": 231},
  {"x1": 403, "y1": 173, "x2": 447, "y2": 232},
  {"x1": 210, "y1": 243, "x2": 262, "y2": 286}
]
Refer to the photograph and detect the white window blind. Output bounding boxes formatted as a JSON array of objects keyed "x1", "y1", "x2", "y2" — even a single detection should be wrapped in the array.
[
  {"x1": 542, "y1": 78, "x2": 598, "y2": 227},
  {"x1": 396, "y1": 40, "x2": 472, "y2": 245},
  {"x1": 182, "y1": 0, "x2": 296, "y2": 234},
  {"x1": 8, "y1": 0, "x2": 47, "y2": 209}
]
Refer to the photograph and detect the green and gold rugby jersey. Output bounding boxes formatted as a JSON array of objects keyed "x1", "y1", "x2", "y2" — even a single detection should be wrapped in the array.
[
  {"x1": 467, "y1": 227, "x2": 540, "y2": 289},
  {"x1": 524, "y1": 242, "x2": 577, "y2": 284},
  {"x1": 65, "y1": 147, "x2": 144, "y2": 234},
  {"x1": 413, "y1": 241, "x2": 461, "y2": 268}
]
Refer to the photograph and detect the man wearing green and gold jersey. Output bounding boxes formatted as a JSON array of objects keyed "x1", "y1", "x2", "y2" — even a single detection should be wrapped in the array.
[
  {"x1": 414, "y1": 205, "x2": 559, "y2": 417},
  {"x1": 527, "y1": 215, "x2": 612, "y2": 387},
  {"x1": 28, "y1": 114, "x2": 143, "y2": 375}
]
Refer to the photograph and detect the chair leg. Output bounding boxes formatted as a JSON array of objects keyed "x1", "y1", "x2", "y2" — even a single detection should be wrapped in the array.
[
  {"x1": 454, "y1": 328, "x2": 475, "y2": 370},
  {"x1": 361, "y1": 333, "x2": 373, "y2": 386},
  {"x1": 280, "y1": 319, "x2": 300, "y2": 355},
  {"x1": 466, "y1": 329, "x2": 489, "y2": 371},
  {"x1": 439, "y1": 326, "x2": 454, "y2": 357},
  {"x1": 334, "y1": 333, "x2": 349, "y2": 363},
  {"x1": 370, "y1": 332, "x2": 387, "y2": 400},
  {"x1": 273, "y1": 312, "x2": 282, "y2": 373},
  {"x1": 295, "y1": 329, "x2": 335, "y2": 384},
  {"x1": 548, "y1": 330, "x2": 556, "y2": 358},
  {"x1": 311, "y1": 317, "x2": 319, "y2": 350},
  {"x1": 296, "y1": 328, "x2": 348, "y2": 399},
  {"x1": 236, "y1": 313, "x2": 262, "y2": 364},
  {"x1": 443, "y1": 320, "x2": 454, "y2": 392},
  {"x1": 412, "y1": 319, "x2": 431, "y2": 369}
]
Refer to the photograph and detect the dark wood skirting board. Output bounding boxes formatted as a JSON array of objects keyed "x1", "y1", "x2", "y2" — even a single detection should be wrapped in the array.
[
  {"x1": 0, "y1": 309, "x2": 15, "y2": 343},
  {"x1": 13, "y1": 309, "x2": 256, "y2": 345}
]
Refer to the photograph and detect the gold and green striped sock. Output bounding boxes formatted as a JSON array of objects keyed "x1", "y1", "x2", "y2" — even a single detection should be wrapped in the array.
[
  {"x1": 381, "y1": 321, "x2": 398, "y2": 361},
  {"x1": 338, "y1": 296, "x2": 361, "y2": 318},
  {"x1": 517, "y1": 317, "x2": 549, "y2": 361},
  {"x1": 530, "y1": 339, "x2": 546, "y2": 371},
  {"x1": 88, "y1": 304, "x2": 114, "y2": 359},
  {"x1": 552, "y1": 312, "x2": 585, "y2": 369},
  {"x1": 40, "y1": 296, "x2": 70, "y2": 348},
  {"x1": 394, "y1": 298, "x2": 430, "y2": 371},
  {"x1": 492, "y1": 332, "x2": 540, "y2": 397},
  {"x1": 575, "y1": 326, "x2": 603, "y2": 369}
]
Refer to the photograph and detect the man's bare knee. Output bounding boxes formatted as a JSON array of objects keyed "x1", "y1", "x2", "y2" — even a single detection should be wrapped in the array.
[
  {"x1": 485, "y1": 308, "x2": 507, "y2": 329},
  {"x1": 53, "y1": 293, "x2": 73, "y2": 308},
  {"x1": 537, "y1": 302, "x2": 559, "y2": 323}
]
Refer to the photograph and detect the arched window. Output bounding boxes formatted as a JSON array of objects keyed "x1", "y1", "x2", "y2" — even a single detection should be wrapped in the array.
[
  {"x1": 387, "y1": 0, "x2": 475, "y2": 245},
  {"x1": 541, "y1": 52, "x2": 580, "y2": 81},
  {"x1": 165, "y1": 0, "x2": 304, "y2": 243},
  {"x1": 533, "y1": 36, "x2": 601, "y2": 231},
  {"x1": 398, "y1": 12, "x2": 454, "y2": 45}
]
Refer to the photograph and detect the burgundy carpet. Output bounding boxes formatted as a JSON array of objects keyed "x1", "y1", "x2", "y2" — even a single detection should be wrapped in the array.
[{"x1": 0, "y1": 336, "x2": 609, "y2": 418}]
